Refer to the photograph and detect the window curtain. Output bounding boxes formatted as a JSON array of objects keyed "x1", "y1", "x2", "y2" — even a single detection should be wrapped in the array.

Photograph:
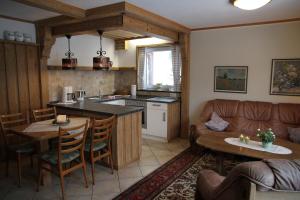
[
  {"x1": 172, "y1": 45, "x2": 182, "y2": 92},
  {"x1": 137, "y1": 44, "x2": 182, "y2": 92},
  {"x1": 137, "y1": 47, "x2": 145, "y2": 90}
]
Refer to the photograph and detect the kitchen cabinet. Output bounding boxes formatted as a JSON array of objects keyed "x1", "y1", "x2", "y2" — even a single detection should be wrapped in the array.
[{"x1": 146, "y1": 102, "x2": 180, "y2": 141}]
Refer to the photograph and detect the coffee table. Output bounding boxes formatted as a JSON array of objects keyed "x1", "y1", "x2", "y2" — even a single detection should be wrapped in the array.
[{"x1": 196, "y1": 132, "x2": 300, "y2": 173}]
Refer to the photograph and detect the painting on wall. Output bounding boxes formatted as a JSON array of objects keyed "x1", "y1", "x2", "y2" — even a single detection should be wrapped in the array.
[
  {"x1": 214, "y1": 66, "x2": 248, "y2": 93},
  {"x1": 270, "y1": 59, "x2": 300, "y2": 96}
]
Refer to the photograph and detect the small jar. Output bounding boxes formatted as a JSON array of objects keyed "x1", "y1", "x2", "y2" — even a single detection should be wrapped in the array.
[
  {"x1": 4, "y1": 31, "x2": 15, "y2": 41},
  {"x1": 14, "y1": 31, "x2": 24, "y2": 42}
]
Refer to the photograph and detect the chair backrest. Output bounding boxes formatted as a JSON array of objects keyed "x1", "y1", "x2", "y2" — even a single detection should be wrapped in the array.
[
  {"x1": 90, "y1": 116, "x2": 115, "y2": 151},
  {"x1": 0, "y1": 113, "x2": 29, "y2": 146},
  {"x1": 57, "y1": 120, "x2": 89, "y2": 165},
  {"x1": 32, "y1": 107, "x2": 57, "y2": 122}
]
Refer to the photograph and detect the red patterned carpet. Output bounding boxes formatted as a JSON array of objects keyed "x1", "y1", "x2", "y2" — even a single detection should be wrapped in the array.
[
  {"x1": 113, "y1": 148, "x2": 201, "y2": 200},
  {"x1": 113, "y1": 148, "x2": 248, "y2": 200}
]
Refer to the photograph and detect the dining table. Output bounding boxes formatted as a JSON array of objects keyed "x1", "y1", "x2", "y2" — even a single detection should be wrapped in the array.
[{"x1": 9, "y1": 117, "x2": 89, "y2": 184}]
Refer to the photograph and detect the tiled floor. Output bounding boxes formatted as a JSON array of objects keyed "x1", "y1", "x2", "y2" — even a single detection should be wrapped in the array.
[{"x1": 0, "y1": 138, "x2": 190, "y2": 200}]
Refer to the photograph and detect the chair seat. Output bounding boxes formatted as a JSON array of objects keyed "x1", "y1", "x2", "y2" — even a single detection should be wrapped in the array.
[
  {"x1": 85, "y1": 141, "x2": 107, "y2": 152},
  {"x1": 41, "y1": 150, "x2": 80, "y2": 165},
  {"x1": 9, "y1": 143, "x2": 35, "y2": 154}
]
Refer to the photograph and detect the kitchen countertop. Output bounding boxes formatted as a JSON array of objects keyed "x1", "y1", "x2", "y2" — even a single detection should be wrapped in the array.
[
  {"x1": 49, "y1": 96, "x2": 179, "y2": 116},
  {"x1": 92, "y1": 95, "x2": 179, "y2": 104},
  {"x1": 49, "y1": 99, "x2": 144, "y2": 116}
]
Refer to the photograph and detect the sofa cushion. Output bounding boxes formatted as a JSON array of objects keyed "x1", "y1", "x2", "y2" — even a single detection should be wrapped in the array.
[
  {"x1": 223, "y1": 161, "x2": 275, "y2": 192},
  {"x1": 243, "y1": 101, "x2": 273, "y2": 121},
  {"x1": 264, "y1": 159, "x2": 300, "y2": 191},
  {"x1": 213, "y1": 99, "x2": 239, "y2": 118},
  {"x1": 278, "y1": 103, "x2": 300, "y2": 125},
  {"x1": 205, "y1": 112, "x2": 229, "y2": 131},
  {"x1": 288, "y1": 127, "x2": 300, "y2": 144}
]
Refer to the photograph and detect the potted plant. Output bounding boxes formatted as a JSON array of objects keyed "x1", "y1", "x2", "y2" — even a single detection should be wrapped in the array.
[{"x1": 256, "y1": 128, "x2": 276, "y2": 148}]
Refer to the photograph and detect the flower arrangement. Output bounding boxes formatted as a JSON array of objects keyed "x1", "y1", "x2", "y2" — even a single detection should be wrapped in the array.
[{"x1": 256, "y1": 128, "x2": 276, "y2": 148}]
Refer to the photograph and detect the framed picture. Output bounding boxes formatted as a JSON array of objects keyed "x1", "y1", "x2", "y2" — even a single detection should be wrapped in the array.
[
  {"x1": 270, "y1": 59, "x2": 300, "y2": 96},
  {"x1": 214, "y1": 66, "x2": 248, "y2": 93}
]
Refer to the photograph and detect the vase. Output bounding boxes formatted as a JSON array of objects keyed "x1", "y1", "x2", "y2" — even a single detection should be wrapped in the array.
[{"x1": 262, "y1": 141, "x2": 273, "y2": 149}]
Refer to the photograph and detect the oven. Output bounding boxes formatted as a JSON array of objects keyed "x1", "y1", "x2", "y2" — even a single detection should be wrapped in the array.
[{"x1": 125, "y1": 100, "x2": 147, "y2": 129}]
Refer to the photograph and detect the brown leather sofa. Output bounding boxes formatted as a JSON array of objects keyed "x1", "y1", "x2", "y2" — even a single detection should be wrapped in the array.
[
  {"x1": 190, "y1": 99, "x2": 300, "y2": 145},
  {"x1": 196, "y1": 159, "x2": 300, "y2": 200}
]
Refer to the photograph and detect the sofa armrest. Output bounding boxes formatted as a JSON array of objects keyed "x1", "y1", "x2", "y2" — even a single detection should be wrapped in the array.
[
  {"x1": 196, "y1": 169, "x2": 225, "y2": 200},
  {"x1": 190, "y1": 120, "x2": 207, "y2": 145}
]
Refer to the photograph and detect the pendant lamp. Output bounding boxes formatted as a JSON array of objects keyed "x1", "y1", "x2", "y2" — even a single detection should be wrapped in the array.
[
  {"x1": 62, "y1": 34, "x2": 77, "y2": 70},
  {"x1": 93, "y1": 30, "x2": 113, "y2": 70}
]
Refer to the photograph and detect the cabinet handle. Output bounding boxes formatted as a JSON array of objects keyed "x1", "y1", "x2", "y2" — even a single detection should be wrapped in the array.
[
  {"x1": 163, "y1": 112, "x2": 166, "y2": 122},
  {"x1": 152, "y1": 104, "x2": 161, "y2": 107}
]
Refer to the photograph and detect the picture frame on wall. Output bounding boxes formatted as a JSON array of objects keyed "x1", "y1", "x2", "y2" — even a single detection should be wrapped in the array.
[
  {"x1": 214, "y1": 66, "x2": 248, "y2": 93},
  {"x1": 270, "y1": 59, "x2": 300, "y2": 96}
]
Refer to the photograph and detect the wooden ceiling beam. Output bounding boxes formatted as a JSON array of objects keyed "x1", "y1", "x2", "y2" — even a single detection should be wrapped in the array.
[
  {"x1": 52, "y1": 15, "x2": 123, "y2": 36},
  {"x1": 122, "y1": 15, "x2": 178, "y2": 42},
  {"x1": 124, "y1": 2, "x2": 190, "y2": 33},
  {"x1": 12, "y1": 0, "x2": 86, "y2": 19},
  {"x1": 36, "y1": 2, "x2": 125, "y2": 26}
]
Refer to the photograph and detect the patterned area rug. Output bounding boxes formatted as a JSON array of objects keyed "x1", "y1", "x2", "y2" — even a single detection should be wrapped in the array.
[{"x1": 113, "y1": 148, "x2": 248, "y2": 200}]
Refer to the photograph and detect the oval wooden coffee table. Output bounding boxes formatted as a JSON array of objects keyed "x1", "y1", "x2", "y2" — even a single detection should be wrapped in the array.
[{"x1": 197, "y1": 132, "x2": 300, "y2": 173}]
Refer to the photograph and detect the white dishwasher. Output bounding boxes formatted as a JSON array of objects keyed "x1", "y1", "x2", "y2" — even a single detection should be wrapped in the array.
[{"x1": 146, "y1": 102, "x2": 167, "y2": 138}]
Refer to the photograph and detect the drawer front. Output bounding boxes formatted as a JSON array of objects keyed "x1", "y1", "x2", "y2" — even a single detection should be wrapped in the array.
[{"x1": 147, "y1": 102, "x2": 167, "y2": 110}]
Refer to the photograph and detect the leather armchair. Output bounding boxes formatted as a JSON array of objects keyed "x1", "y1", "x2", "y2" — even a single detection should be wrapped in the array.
[{"x1": 196, "y1": 159, "x2": 300, "y2": 200}]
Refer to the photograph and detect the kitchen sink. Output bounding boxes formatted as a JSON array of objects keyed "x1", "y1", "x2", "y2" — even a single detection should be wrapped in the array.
[{"x1": 147, "y1": 97, "x2": 176, "y2": 102}]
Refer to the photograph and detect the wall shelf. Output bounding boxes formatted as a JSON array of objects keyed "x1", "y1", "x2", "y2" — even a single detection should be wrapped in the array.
[{"x1": 47, "y1": 65, "x2": 136, "y2": 71}]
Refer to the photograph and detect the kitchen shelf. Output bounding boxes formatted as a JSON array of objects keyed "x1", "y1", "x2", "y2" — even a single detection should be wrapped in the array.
[
  {"x1": 47, "y1": 65, "x2": 136, "y2": 71},
  {"x1": 0, "y1": 39, "x2": 38, "y2": 46}
]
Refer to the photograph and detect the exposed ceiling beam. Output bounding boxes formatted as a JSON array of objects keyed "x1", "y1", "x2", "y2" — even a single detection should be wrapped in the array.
[
  {"x1": 12, "y1": 0, "x2": 86, "y2": 19},
  {"x1": 124, "y1": 2, "x2": 190, "y2": 33},
  {"x1": 122, "y1": 15, "x2": 178, "y2": 42},
  {"x1": 52, "y1": 15, "x2": 123, "y2": 36},
  {"x1": 36, "y1": 2, "x2": 125, "y2": 26},
  {"x1": 0, "y1": 14, "x2": 34, "y2": 23}
]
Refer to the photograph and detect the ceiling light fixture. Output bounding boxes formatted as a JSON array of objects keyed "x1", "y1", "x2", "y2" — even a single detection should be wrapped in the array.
[
  {"x1": 232, "y1": 0, "x2": 271, "y2": 10},
  {"x1": 62, "y1": 34, "x2": 77, "y2": 69},
  {"x1": 93, "y1": 30, "x2": 113, "y2": 70}
]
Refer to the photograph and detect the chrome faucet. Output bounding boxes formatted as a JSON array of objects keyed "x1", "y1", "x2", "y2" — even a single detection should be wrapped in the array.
[{"x1": 98, "y1": 89, "x2": 103, "y2": 99}]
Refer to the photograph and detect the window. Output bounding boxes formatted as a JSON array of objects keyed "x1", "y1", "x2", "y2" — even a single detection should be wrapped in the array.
[{"x1": 137, "y1": 45, "x2": 182, "y2": 92}]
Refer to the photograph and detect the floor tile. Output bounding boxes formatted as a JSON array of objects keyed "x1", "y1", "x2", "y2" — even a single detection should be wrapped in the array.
[
  {"x1": 92, "y1": 179, "x2": 120, "y2": 196},
  {"x1": 92, "y1": 192, "x2": 120, "y2": 200},
  {"x1": 117, "y1": 166, "x2": 142, "y2": 179},
  {"x1": 139, "y1": 165, "x2": 160, "y2": 176},
  {"x1": 119, "y1": 177, "x2": 143, "y2": 192},
  {"x1": 138, "y1": 155, "x2": 160, "y2": 166}
]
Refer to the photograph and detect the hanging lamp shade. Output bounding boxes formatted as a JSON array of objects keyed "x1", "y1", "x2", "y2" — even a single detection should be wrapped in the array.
[
  {"x1": 62, "y1": 34, "x2": 77, "y2": 70},
  {"x1": 93, "y1": 30, "x2": 113, "y2": 70}
]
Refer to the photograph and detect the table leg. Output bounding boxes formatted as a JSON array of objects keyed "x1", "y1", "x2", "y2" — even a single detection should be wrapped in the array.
[{"x1": 216, "y1": 153, "x2": 225, "y2": 175}]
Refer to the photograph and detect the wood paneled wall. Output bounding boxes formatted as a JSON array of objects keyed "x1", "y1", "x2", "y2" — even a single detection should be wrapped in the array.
[
  {"x1": 0, "y1": 40, "x2": 42, "y2": 159},
  {"x1": 0, "y1": 40, "x2": 42, "y2": 115}
]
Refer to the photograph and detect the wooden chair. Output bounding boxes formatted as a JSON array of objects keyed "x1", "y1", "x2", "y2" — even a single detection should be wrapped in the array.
[
  {"x1": 85, "y1": 116, "x2": 115, "y2": 185},
  {"x1": 37, "y1": 121, "x2": 89, "y2": 200},
  {"x1": 32, "y1": 107, "x2": 57, "y2": 122},
  {"x1": 0, "y1": 112, "x2": 35, "y2": 187}
]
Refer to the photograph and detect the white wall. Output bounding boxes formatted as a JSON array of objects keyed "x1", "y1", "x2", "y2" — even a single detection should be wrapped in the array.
[
  {"x1": 190, "y1": 21, "x2": 300, "y2": 123},
  {"x1": 0, "y1": 17, "x2": 36, "y2": 42},
  {"x1": 48, "y1": 35, "x2": 118, "y2": 67}
]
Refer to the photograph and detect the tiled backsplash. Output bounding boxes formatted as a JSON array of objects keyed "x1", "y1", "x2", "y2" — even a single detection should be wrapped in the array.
[{"x1": 48, "y1": 70, "x2": 136, "y2": 101}]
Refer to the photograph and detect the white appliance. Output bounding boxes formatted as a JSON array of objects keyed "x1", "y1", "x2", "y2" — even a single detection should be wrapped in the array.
[
  {"x1": 131, "y1": 85, "x2": 136, "y2": 96},
  {"x1": 62, "y1": 86, "x2": 75, "y2": 103},
  {"x1": 75, "y1": 90, "x2": 86, "y2": 101}
]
